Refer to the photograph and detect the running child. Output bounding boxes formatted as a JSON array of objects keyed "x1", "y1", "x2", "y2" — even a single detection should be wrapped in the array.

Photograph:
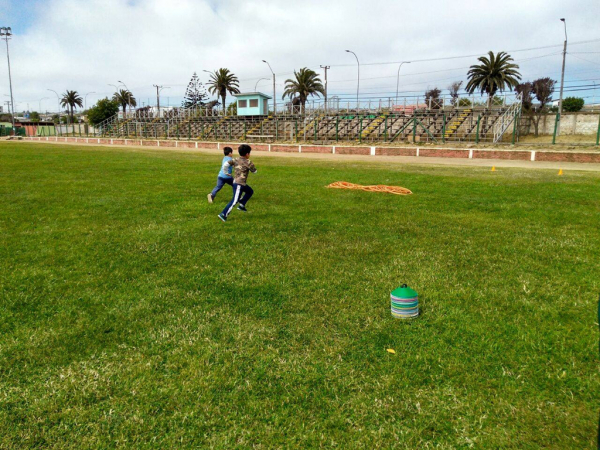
[
  {"x1": 207, "y1": 147, "x2": 234, "y2": 204},
  {"x1": 218, "y1": 144, "x2": 257, "y2": 222}
]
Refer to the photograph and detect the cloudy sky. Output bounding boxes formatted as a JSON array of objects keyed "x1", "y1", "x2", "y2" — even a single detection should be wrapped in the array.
[{"x1": 1, "y1": 0, "x2": 599, "y2": 112}]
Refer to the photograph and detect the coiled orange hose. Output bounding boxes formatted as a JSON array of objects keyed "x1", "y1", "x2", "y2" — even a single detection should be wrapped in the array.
[{"x1": 327, "y1": 181, "x2": 412, "y2": 195}]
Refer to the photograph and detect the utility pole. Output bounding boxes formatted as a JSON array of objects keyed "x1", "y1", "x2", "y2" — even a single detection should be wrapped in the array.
[
  {"x1": 557, "y1": 18, "x2": 567, "y2": 136},
  {"x1": 153, "y1": 84, "x2": 163, "y2": 116},
  {"x1": 320, "y1": 65, "x2": 330, "y2": 111},
  {"x1": 1, "y1": 27, "x2": 16, "y2": 133}
]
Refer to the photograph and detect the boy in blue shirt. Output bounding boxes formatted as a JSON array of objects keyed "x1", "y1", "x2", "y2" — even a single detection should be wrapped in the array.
[{"x1": 207, "y1": 147, "x2": 234, "y2": 204}]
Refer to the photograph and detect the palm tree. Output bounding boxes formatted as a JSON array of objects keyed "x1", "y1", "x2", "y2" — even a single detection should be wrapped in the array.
[
  {"x1": 60, "y1": 90, "x2": 83, "y2": 122},
  {"x1": 465, "y1": 51, "x2": 521, "y2": 107},
  {"x1": 282, "y1": 68, "x2": 325, "y2": 113},
  {"x1": 206, "y1": 68, "x2": 240, "y2": 112},
  {"x1": 112, "y1": 89, "x2": 137, "y2": 116}
]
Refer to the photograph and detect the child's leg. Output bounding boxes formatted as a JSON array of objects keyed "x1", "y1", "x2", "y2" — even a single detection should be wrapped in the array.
[
  {"x1": 210, "y1": 176, "x2": 227, "y2": 199},
  {"x1": 221, "y1": 183, "x2": 243, "y2": 218},
  {"x1": 238, "y1": 185, "x2": 254, "y2": 206}
]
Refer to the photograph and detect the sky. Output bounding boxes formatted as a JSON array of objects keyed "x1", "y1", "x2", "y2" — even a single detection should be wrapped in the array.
[{"x1": 1, "y1": 0, "x2": 599, "y2": 112}]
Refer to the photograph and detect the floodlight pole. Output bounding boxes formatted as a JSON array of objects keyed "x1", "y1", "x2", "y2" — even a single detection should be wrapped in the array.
[
  {"x1": 345, "y1": 50, "x2": 359, "y2": 111},
  {"x1": 1, "y1": 27, "x2": 16, "y2": 133},
  {"x1": 262, "y1": 60, "x2": 276, "y2": 114},
  {"x1": 395, "y1": 61, "x2": 411, "y2": 106},
  {"x1": 557, "y1": 18, "x2": 567, "y2": 136}
]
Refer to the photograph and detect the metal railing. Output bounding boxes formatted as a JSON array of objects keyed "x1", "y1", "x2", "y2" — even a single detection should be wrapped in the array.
[{"x1": 493, "y1": 94, "x2": 522, "y2": 143}]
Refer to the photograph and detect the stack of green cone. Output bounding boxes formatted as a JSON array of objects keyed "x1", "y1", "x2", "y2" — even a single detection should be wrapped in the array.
[{"x1": 391, "y1": 284, "x2": 419, "y2": 319}]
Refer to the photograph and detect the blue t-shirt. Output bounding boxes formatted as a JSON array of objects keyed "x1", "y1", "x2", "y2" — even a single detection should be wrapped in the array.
[{"x1": 218, "y1": 156, "x2": 233, "y2": 178}]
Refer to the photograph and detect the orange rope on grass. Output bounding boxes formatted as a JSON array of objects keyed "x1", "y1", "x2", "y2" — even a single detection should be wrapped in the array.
[{"x1": 327, "y1": 181, "x2": 412, "y2": 195}]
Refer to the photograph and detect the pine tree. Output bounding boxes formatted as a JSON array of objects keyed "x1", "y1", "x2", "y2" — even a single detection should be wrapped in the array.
[{"x1": 182, "y1": 72, "x2": 208, "y2": 108}]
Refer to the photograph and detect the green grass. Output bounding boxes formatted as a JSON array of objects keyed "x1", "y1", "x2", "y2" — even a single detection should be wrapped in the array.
[{"x1": 1, "y1": 142, "x2": 599, "y2": 449}]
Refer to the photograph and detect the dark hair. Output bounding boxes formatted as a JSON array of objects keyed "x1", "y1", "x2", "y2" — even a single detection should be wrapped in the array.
[
  {"x1": 223, "y1": 146, "x2": 233, "y2": 155},
  {"x1": 238, "y1": 144, "x2": 252, "y2": 156}
]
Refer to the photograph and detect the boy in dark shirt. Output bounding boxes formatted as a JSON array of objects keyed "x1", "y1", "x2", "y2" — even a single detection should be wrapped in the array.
[{"x1": 218, "y1": 144, "x2": 257, "y2": 222}]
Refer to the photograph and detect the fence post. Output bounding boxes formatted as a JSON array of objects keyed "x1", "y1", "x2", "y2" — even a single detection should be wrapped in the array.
[
  {"x1": 442, "y1": 113, "x2": 446, "y2": 143},
  {"x1": 314, "y1": 118, "x2": 317, "y2": 141},
  {"x1": 243, "y1": 121, "x2": 247, "y2": 139},
  {"x1": 295, "y1": 120, "x2": 298, "y2": 142},
  {"x1": 384, "y1": 115, "x2": 388, "y2": 141},
  {"x1": 596, "y1": 114, "x2": 600, "y2": 146},
  {"x1": 188, "y1": 122, "x2": 191, "y2": 140},
  {"x1": 476, "y1": 115, "x2": 481, "y2": 144},
  {"x1": 412, "y1": 116, "x2": 416, "y2": 143},
  {"x1": 359, "y1": 116, "x2": 363, "y2": 143},
  {"x1": 335, "y1": 115, "x2": 339, "y2": 141},
  {"x1": 552, "y1": 113, "x2": 559, "y2": 145},
  {"x1": 511, "y1": 111, "x2": 518, "y2": 145},
  {"x1": 229, "y1": 122, "x2": 232, "y2": 140}
]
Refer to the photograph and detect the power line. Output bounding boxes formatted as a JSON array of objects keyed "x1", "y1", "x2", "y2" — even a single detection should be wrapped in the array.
[{"x1": 327, "y1": 39, "x2": 600, "y2": 68}]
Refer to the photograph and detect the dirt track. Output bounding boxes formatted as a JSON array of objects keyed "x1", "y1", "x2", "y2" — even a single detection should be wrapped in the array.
[{"x1": 13, "y1": 138, "x2": 600, "y2": 172}]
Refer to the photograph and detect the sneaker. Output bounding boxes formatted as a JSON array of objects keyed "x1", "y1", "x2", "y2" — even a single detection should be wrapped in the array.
[
  {"x1": 207, "y1": 193, "x2": 213, "y2": 204},
  {"x1": 217, "y1": 213, "x2": 227, "y2": 222},
  {"x1": 237, "y1": 205, "x2": 248, "y2": 212}
]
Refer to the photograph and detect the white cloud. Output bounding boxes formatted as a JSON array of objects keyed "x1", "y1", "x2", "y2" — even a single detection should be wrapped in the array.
[{"x1": 2, "y1": 0, "x2": 599, "y2": 111}]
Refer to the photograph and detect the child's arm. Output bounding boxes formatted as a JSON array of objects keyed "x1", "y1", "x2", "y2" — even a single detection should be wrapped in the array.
[{"x1": 249, "y1": 161, "x2": 257, "y2": 173}]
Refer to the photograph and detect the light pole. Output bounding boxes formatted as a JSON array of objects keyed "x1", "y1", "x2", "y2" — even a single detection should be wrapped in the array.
[
  {"x1": 39, "y1": 97, "x2": 49, "y2": 114},
  {"x1": 47, "y1": 89, "x2": 60, "y2": 121},
  {"x1": 255, "y1": 77, "x2": 269, "y2": 92},
  {"x1": 1, "y1": 27, "x2": 16, "y2": 133},
  {"x1": 262, "y1": 60, "x2": 276, "y2": 114},
  {"x1": 557, "y1": 18, "x2": 567, "y2": 136},
  {"x1": 117, "y1": 81, "x2": 130, "y2": 114},
  {"x1": 345, "y1": 50, "x2": 359, "y2": 110},
  {"x1": 395, "y1": 61, "x2": 411, "y2": 106},
  {"x1": 84, "y1": 92, "x2": 96, "y2": 110}
]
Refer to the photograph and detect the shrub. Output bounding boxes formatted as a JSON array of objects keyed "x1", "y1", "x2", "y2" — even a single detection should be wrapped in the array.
[
  {"x1": 562, "y1": 97, "x2": 584, "y2": 112},
  {"x1": 86, "y1": 98, "x2": 120, "y2": 125}
]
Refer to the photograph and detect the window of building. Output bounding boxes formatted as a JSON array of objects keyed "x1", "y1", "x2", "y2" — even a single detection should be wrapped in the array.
[
  {"x1": 249, "y1": 99, "x2": 259, "y2": 107},
  {"x1": 238, "y1": 100, "x2": 247, "y2": 108}
]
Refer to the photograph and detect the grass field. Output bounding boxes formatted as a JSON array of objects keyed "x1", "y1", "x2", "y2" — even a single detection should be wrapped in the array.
[{"x1": 1, "y1": 142, "x2": 599, "y2": 449}]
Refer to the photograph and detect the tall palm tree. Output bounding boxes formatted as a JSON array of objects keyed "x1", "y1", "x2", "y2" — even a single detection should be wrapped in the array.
[
  {"x1": 282, "y1": 68, "x2": 325, "y2": 113},
  {"x1": 112, "y1": 89, "x2": 137, "y2": 116},
  {"x1": 465, "y1": 51, "x2": 521, "y2": 107},
  {"x1": 206, "y1": 68, "x2": 240, "y2": 112},
  {"x1": 60, "y1": 90, "x2": 83, "y2": 122}
]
